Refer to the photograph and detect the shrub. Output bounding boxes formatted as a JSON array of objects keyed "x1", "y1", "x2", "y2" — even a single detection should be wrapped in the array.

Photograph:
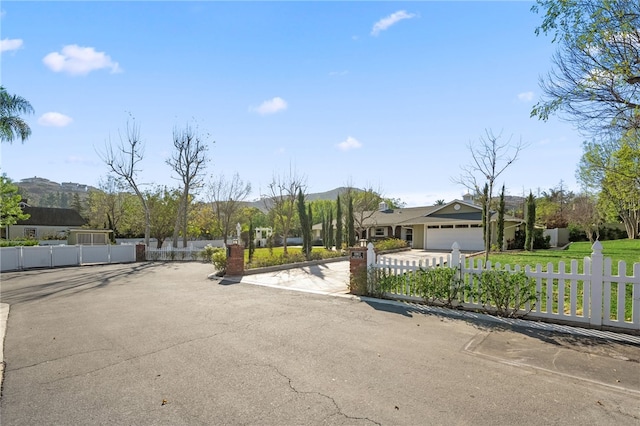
[
  {"x1": 199, "y1": 244, "x2": 218, "y2": 262},
  {"x1": 475, "y1": 270, "x2": 537, "y2": 318},
  {"x1": 415, "y1": 267, "x2": 463, "y2": 307},
  {"x1": 211, "y1": 248, "x2": 227, "y2": 274},
  {"x1": 0, "y1": 239, "x2": 39, "y2": 247},
  {"x1": 373, "y1": 238, "x2": 408, "y2": 251}
]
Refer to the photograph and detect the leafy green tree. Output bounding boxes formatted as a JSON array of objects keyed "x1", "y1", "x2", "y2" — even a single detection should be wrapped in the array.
[
  {"x1": 525, "y1": 192, "x2": 536, "y2": 251},
  {"x1": 578, "y1": 130, "x2": 640, "y2": 238},
  {"x1": 0, "y1": 86, "x2": 34, "y2": 144},
  {"x1": 248, "y1": 220, "x2": 255, "y2": 262},
  {"x1": 146, "y1": 186, "x2": 180, "y2": 248},
  {"x1": 71, "y1": 193, "x2": 85, "y2": 218},
  {"x1": 531, "y1": 1, "x2": 640, "y2": 133},
  {"x1": 497, "y1": 185, "x2": 505, "y2": 251},
  {"x1": 0, "y1": 175, "x2": 30, "y2": 229}
]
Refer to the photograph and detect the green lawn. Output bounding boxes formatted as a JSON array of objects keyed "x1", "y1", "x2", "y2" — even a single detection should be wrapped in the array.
[
  {"x1": 482, "y1": 239, "x2": 639, "y2": 322},
  {"x1": 483, "y1": 239, "x2": 640, "y2": 275}
]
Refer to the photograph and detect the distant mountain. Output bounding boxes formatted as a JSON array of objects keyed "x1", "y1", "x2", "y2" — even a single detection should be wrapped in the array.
[
  {"x1": 241, "y1": 186, "x2": 358, "y2": 212},
  {"x1": 14, "y1": 177, "x2": 97, "y2": 208}
]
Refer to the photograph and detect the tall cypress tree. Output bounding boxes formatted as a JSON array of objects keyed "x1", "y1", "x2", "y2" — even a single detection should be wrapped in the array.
[
  {"x1": 347, "y1": 195, "x2": 355, "y2": 246},
  {"x1": 497, "y1": 185, "x2": 505, "y2": 251},
  {"x1": 525, "y1": 191, "x2": 536, "y2": 251},
  {"x1": 328, "y1": 208, "x2": 334, "y2": 249},
  {"x1": 297, "y1": 190, "x2": 310, "y2": 259},
  {"x1": 307, "y1": 203, "x2": 313, "y2": 257},
  {"x1": 335, "y1": 195, "x2": 343, "y2": 250}
]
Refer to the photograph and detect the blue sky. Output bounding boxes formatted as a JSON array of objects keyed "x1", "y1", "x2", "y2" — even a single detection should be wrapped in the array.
[{"x1": 1, "y1": 1, "x2": 583, "y2": 206}]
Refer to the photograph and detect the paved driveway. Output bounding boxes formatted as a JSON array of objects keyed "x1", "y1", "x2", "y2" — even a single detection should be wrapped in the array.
[{"x1": 1, "y1": 263, "x2": 639, "y2": 425}]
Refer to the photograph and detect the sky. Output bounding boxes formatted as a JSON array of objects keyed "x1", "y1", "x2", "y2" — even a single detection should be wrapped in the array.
[{"x1": 1, "y1": 1, "x2": 585, "y2": 206}]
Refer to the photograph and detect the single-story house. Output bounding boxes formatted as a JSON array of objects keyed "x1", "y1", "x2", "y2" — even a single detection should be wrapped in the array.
[
  {"x1": 3, "y1": 205, "x2": 87, "y2": 240},
  {"x1": 313, "y1": 199, "x2": 524, "y2": 252}
]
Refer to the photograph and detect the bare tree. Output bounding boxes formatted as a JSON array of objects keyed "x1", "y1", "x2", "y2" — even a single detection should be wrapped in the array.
[
  {"x1": 207, "y1": 173, "x2": 252, "y2": 244},
  {"x1": 167, "y1": 123, "x2": 210, "y2": 247},
  {"x1": 453, "y1": 129, "x2": 525, "y2": 261},
  {"x1": 99, "y1": 118, "x2": 151, "y2": 247},
  {"x1": 532, "y1": 1, "x2": 640, "y2": 134},
  {"x1": 263, "y1": 167, "x2": 306, "y2": 254},
  {"x1": 349, "y1": 185, "x2": 385, "y2": 239}
]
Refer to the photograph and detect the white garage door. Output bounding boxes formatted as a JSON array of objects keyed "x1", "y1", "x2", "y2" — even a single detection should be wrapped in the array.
[{"x1": 425, "y1": 227, "x2": 484, "y2": 251}]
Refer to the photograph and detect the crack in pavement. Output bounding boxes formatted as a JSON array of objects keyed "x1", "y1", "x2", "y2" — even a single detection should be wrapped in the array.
[
  {"x1": 34, "y1": 331, "x2": 231, "y2": 385},
  {"x1": 260, "y1": 363, "x2": 382, "y2": 426}
]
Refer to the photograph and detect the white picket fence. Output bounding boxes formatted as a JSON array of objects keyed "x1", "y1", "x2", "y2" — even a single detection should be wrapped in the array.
[
  {"x1": 367, "y1": 242, "x2": 640, "y2": 332},
  {"x1": 1, "y1": 244, "x2": 136, "y2": 272},
  {"x1": 145, "y1": 245, "x2": 204, "y2": 261}
]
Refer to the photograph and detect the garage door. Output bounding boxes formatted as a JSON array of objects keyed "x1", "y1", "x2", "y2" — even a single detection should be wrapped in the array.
[{"x1": 425, "y1": 227, "x2": 484, "y2": 251}]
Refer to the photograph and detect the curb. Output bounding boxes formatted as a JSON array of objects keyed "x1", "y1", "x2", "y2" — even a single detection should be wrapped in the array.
[{"x1": 0, "y1": 303, "x2": 9, "y2": 397}]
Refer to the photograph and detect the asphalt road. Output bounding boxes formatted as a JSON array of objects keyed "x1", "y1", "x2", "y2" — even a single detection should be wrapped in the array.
[{"x1": 1, "y1": 262, "x2": 639, "y2": 425}]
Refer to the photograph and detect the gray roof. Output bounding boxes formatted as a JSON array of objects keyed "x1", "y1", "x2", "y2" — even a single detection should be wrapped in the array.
[{"x1": 17, "y1": 207, "x2": 87, "y2": 227}]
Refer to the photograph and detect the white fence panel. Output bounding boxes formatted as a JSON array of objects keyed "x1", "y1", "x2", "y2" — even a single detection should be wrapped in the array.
[
  {"x1": 146, "y1": 246, "x2": 201, "y2": 261},
  {"x1": 110, "y1": 244, "x2": 136, "y2": 263},
  {"x1": 80, "y1": 245, "x2": 110, "y2": 264},
  {"x1": 602, "y1": 260, "x2": 640, "y2": 331},
  {"x1": 369, "y1": 241, "x2": 639, "y2": 333},
  {"x1": 52, "y1": 245, "x2": 79, "y2": 267},
  {"x1": 21, "y1": 246, "x2": 52, "y2": 269},
  {"x1": 1, "y1": 247, "x2": 21, "y2": 271}
]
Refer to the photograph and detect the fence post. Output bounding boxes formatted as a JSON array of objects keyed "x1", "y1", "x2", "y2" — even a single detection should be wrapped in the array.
[
  {"x1": 589, "y1": 240, "x2": 603, "y2": 327},
  {"x1": 450, "y1": 242, "x2": 460, "y2": 269},
  {"x1": 367, "y1": 242, "x2": 376, "y2": 268}
]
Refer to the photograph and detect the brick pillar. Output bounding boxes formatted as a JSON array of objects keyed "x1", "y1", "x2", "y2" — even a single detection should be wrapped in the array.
[
  {"x1": 349, "y1": 246, "x2": 368, "y2": 295},
  {"x1": 136, "y1": 244, "x2": 146, "y2": 262},
  {"x1": 225, "y1": 243, "x2": 245, "y2": 276}
]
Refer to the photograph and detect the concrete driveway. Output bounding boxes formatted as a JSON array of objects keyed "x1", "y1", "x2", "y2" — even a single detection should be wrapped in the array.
[{"x1": 1, "y1": 262, "x2": 639, "y2": 425}]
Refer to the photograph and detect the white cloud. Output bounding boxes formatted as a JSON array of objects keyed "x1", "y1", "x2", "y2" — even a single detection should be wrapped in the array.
[
  {"x1": 517, "y1": 91, "x2": 534, "y2": 102},
  {"x1": 251, "y1": 97, "x2": 288, "y2": 115},
  {"x1": 38, "y1": 112, "x2": 73, "y2": 127},
  {"x1": 337, "y1": 136, "x2": 363, "y2": 151},
  {"x1": 43, "y1": 44, "x2": 121, "y2": 76},
  {"x1": 1, "y1": 38, "x2": 23, "y2": 52},
  {"x1": 371, "y1": 10, "x2": 417, "y2": 36}
]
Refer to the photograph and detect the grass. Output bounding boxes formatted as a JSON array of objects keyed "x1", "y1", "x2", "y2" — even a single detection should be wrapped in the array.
[
  {"x1": 482, "y1": 239, "x2": 639, "y2": 322},
  {"x1": 484, "y1": 239, "x2": 640, "y2": 275}
]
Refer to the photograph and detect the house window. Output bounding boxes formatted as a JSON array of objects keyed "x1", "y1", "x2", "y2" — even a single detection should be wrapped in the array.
[
  {"x1": 374, "y1": 227, "x2": 386, "y2": 237},
  {"x1": 24, "y1": 228, "x2": 37, "y2": 238},
  {"x1": 470, "y1": 224, "x2": 482, "y2": 228},
  {"x1": 427, "y1": 225, "x2": 439, "y2": 229},
  {"x1": 441, "y1": 225, "x2": 454, "y2": 229},
  {"x1": 454, "y1": 224, "x2": 469, "y2": 228}
]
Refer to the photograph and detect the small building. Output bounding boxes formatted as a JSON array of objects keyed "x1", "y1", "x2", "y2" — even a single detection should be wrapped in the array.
[
  {"x1": 67, "y1": 229, "x2": 113, "y2": 245},
  {"x1": 4, "y1": 206, "x2": 87, "y2": 240},
  {"x1": 254, "y1": 227, "x2": 273, "y2": 247}
]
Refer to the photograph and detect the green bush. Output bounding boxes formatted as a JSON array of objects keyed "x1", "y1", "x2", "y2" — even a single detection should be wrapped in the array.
[
  {"x1": 199, "y1": 245, "x2": 218, "y2": 262},
  {"x1": 211, "y1": 248, "x2": 227, "y2": 274},
  {"x1": 415, "y1": 267, "x2": 463, "y2": 307},
  {"x1": 0, "y1": 239, "x2": 39, "y2": 247},
  {"x1": 475, "y1": 270, "x2": 537, "y2": 318},
  {"x1": 373, "y1": 238, "x2": 408, "y2": 251}
]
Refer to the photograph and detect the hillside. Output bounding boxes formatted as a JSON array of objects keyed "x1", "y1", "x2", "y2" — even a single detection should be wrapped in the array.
[{"x1": 14, "y1": 177, "x2": 96, "y2": 208}]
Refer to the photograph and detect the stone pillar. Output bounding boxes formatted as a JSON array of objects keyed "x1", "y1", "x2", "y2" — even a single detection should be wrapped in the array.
[
  {"x1": 349, "y1": 246, "x2": 368, "y2": 295},
  {"x1": 225, "y1": 243, "x2": 245, "y2": 276},
  {"x1": 135, "y1": 244, "x2": 146, "y2": 262}
]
